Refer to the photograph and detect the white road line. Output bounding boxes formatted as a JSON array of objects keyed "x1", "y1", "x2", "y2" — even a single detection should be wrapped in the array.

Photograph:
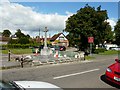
[{"x1": 53, "y1": 68, "x2": 100, "y2": 80}]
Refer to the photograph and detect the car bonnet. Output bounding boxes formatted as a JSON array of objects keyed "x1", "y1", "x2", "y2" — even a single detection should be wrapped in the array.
[
  {"x1": 14, "y1": 81, "x2": 61, "y2": 89},
  {"x1": 109, "y1": 62, "x2": 120, "y2": 73}
]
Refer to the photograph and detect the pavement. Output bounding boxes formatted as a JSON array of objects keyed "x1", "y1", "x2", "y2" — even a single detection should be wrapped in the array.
[
  {"x1": 0, "y1": 53, "x2": 34, "y2": 69},
  {"x1": 1, "y1": 54, "x2": 18, "y2": 69}
]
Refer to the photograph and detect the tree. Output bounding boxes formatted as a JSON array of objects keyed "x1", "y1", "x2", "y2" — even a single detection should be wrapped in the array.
[
  {"x1": 2, "y1": 30, "x2": 11, "y2": 37},
  {"x1": 8, "y1": 29, "x2": 31, "y2": 44},
  {"x1": 15, "y1": 29, "x2": 25, "y2": 38},
  {"x1": 114, "y1": 19, "x2": 120, "y2": 46},
  {"x1": 65, "y1": 4, "x2": 113, "y2": 50},
  {"x1": 18, "y1": 37, "x2": 30, "y2": 44}
]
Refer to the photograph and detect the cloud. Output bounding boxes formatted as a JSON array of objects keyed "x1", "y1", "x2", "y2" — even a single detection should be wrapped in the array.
[
  {"x1": 0, "y1": 0, "x2": 10, "y2": 3},
  {"x1": 0, "y1": 2, "x2": 69, "y2": 37},
  {"x1": 65, "y1": 11, "x2": 74, "y2": 17},
  {"x1": 106, "y1": 18, "x2": 117, "y2": 31}
]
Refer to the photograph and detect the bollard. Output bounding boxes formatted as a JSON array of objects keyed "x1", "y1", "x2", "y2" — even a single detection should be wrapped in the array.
[
  {"x1": 8, "y1": 49, "x2": 11, "y2": 61},
  {"x1": 20, "y1": 56, "x2": 24, "y2": 68}
]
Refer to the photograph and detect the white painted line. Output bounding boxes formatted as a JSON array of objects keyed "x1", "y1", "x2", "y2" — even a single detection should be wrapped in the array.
[{"x1": 53, "y1": 68, "x2": 100, "y2": 79}]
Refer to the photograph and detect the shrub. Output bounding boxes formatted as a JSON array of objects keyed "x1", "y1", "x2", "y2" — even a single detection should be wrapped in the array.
[{"x1": 94, "y1": 48, "x2": 106, "y2": 54}]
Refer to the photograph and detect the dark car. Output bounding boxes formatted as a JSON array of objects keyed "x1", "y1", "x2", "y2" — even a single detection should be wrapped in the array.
[
  {"x1": 59, "y1": 46, "x2": 66, "y2": 51},
  {"x1": 105, "y1": 58, "x2": 120, "y2": 85},
  {"x1": 50, "y1": 45, "x2": 66, "y2": 51}
]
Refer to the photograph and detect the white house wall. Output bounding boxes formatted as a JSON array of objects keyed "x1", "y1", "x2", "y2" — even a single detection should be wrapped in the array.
[{"x1": 56, "y1": 34, "x2": 67, "y2": 40}]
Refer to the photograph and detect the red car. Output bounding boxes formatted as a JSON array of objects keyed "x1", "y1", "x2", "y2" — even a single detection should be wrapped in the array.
[{"x1": 105, "y1": 58, "x2": 120, "y2": 85}]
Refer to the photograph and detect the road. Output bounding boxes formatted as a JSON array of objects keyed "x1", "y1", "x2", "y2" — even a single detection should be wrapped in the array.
[{"x1": 0, "y1": 54, "x2": 119, "y2": 89}]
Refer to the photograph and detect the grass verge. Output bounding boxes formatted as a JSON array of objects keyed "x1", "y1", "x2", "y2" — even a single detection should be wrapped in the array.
[
  {"x1": 99, "y1": 50, "x2": 118, "y2": 55},
  {"x1": 2, "y1": 48, "x2": 32, "y2": 54},
  {"x1": 85, "y1": 56, "x2": 95, "y2": 60},
  {"x1": 0, "y1": 65, "x2": 20, "y2": 70}
]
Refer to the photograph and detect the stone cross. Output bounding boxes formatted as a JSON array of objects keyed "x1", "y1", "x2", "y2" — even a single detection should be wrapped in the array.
[{"x1": 44, "y1": 27, "x2": 48, "y2": 49}]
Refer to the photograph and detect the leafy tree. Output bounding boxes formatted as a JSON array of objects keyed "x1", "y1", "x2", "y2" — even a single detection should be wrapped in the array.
[
  {"x1": 8, "y1": 29, "x2": 31, "y2": 44},
  {"x1": 8, "y1": 38, "x2": 18, "y2": 44},
  {"x1": 2, "y1": 30, "x2": 11, "y2": 37},
  {"x1": 65, "y1": 4, "x2": 113, "y2": 50},
  {"x1": 18, "y1": 37, "x2": 30, "y2": 44},
  {"x1": 114, "y1": 19, "x2": 120, "y2": 46},
  {"x1": 15, "y1": 29, "x2": 26, "y2": 38}
]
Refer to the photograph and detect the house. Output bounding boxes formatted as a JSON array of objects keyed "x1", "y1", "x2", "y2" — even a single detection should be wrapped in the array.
[
  {"x1": 50, "y1": 33, "x2": 69, "y2": 47},
  {"x1": 0, "y1": 34, "x2": 10, "y2": 45},
  {"x1": 11, "y1": 34, "x2": 17, "y2": 39},
  {"x1": 35, "y1": 36, "x2": 51, "y2": 43}
]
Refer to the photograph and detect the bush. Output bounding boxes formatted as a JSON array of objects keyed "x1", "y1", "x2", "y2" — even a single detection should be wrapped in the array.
[
  {"x1": 0, "y1": 45, "x2": 7, "y2": 50},
  {"x1": 7, "y1": 44, "x2": 32, "y2": 49},
  {"x1": 94, "y1": 48, "x2": 106, "y2": 54},
  {"x1": 2, "y1": 43, "x2": 42, "y2": 49}
]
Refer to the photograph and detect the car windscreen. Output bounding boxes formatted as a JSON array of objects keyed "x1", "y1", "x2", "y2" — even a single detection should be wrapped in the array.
[{"x1": 0, "y1": 81, "x2": 20, "y2": 90}]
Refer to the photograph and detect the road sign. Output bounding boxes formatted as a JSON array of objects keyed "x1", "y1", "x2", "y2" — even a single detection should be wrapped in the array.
[{"x1": 88, "y1": 37, "x2": 94, "y2": 43}]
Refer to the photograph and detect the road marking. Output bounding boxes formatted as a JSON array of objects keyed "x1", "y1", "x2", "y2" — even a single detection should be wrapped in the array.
[{"x1": 53, "y1": 68, "x2": 100, "y2": 79}]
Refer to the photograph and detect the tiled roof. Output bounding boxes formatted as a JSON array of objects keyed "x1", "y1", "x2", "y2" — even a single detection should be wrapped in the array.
[
  {"x1": 35, "y1": 38, "x2": 51, "y2": 42},
  {"x1": 50, "y1": 33, "x2": 62, "y2": 41}
]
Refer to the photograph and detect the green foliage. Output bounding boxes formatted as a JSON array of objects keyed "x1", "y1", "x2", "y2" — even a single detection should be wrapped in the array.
[
  {"x1": 65, "y1": 4, "x2": 113, "y2": 50},
  {"x1": 0, "y1": 44, "x2": 7, "y2": 50},
  {"x1": 2, "y1": 49, "x2": 32, "y2": 54},
  {"x1": 15, "y1": 29, "x2": 26, "y2": 38},
  {"x1": 6, "y1": 44, "x2": 38, "y2": 49},
  {"x1": 94, "y1": 48, "x2": 106, "y2": 54},
  {"x1": 8, "y1": 38, "x2": 18, "y2": 44},
  {"x1": 2, "y1": 30, "x2": 11, "y2": 37},
  {"x1": 18, "y1": 37, "x2": 30, "y2": 44},
  {"x1": 8, "y1": 29, "x2": 32, "y2": 45},
  {"x1": 114, "y1": 19, "x2": 120, "y2": 46},
  {"x1": 99, "y1": 50, "x2": 118, "y2": 55}
]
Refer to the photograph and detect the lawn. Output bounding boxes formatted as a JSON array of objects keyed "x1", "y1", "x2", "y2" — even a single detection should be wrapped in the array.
[
  {"x1": 85, "y1": 55, "x2": 95, "y2": 60},
  {"x1": 99, "y1": 50, "x2": 119, "y2": 55},
  {"x1": 2, "y1": 48, "x2": 33, "y2": 54}
]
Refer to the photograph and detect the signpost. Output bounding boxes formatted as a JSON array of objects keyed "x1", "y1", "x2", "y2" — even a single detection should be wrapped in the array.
[{"x1": 88, "y1": 37, "x2": 94, "y2": 55}]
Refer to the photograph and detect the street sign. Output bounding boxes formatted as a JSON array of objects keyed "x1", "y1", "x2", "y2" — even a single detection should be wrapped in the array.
[{"x1": 88, "y1": 37, "x2": 94, "y2": 43}]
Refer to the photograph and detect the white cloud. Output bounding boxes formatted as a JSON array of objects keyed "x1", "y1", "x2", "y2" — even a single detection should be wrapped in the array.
[
  {"x1": 0, "y1": 2, "x2": 69, "y2": 37},
  {"x1": 0, "y1": 0, "x2": 10, "y2": 3},
  {"x1": 106, "y1": 18, "x2": 117, "y2": 31},
  {"x1": 65, "y1": 11, "x2": 74, "y2": 17}
]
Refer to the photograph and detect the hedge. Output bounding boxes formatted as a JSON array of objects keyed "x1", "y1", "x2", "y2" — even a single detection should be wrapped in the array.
[
  {"x1": 1, "y1": 44, "x2": 40, "y2": 49},
  {"x1": 94, "y1": 48, "x2": 107, "y2": 54}
]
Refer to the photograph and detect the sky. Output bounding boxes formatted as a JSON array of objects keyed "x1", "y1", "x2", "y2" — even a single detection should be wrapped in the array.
[{"x1": 0, "y1": 0, "x2": 119, "y2": 37}]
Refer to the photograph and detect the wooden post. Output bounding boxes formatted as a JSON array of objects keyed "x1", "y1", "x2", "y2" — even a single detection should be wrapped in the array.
[{"x1": 8, "y1": 49, "x2": 11, "y2": 61}]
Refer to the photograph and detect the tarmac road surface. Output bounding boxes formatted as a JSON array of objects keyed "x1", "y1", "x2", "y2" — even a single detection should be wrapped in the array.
[{"x1": 0, "y1": 54, "x2": 119, "y2": 89}]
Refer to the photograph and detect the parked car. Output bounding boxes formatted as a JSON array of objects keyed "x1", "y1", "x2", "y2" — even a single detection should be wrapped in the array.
[
  {"x1": 50, "y1": 45, "x2": 66, "y2": 51},
  {"x1": 110, "y1": 47, "x2": 120, "y2": 51},
  {"x1": 105, "y1": 58, "x2": 120, "y2": 85},
  {"x1": 59, "y1": 46, "x2": 66, "y2": 51},
  {"x1": 0, "y1": 80, "x2": 62, "y2": 90}
]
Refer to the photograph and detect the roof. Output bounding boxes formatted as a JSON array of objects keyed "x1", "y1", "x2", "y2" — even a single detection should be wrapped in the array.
[
  {"x1": 35, "y1": 37, "x2": 51, "y2": 42},
  {"x1": 50, "y1": 33, "x2": 63, "y2": 41}
]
